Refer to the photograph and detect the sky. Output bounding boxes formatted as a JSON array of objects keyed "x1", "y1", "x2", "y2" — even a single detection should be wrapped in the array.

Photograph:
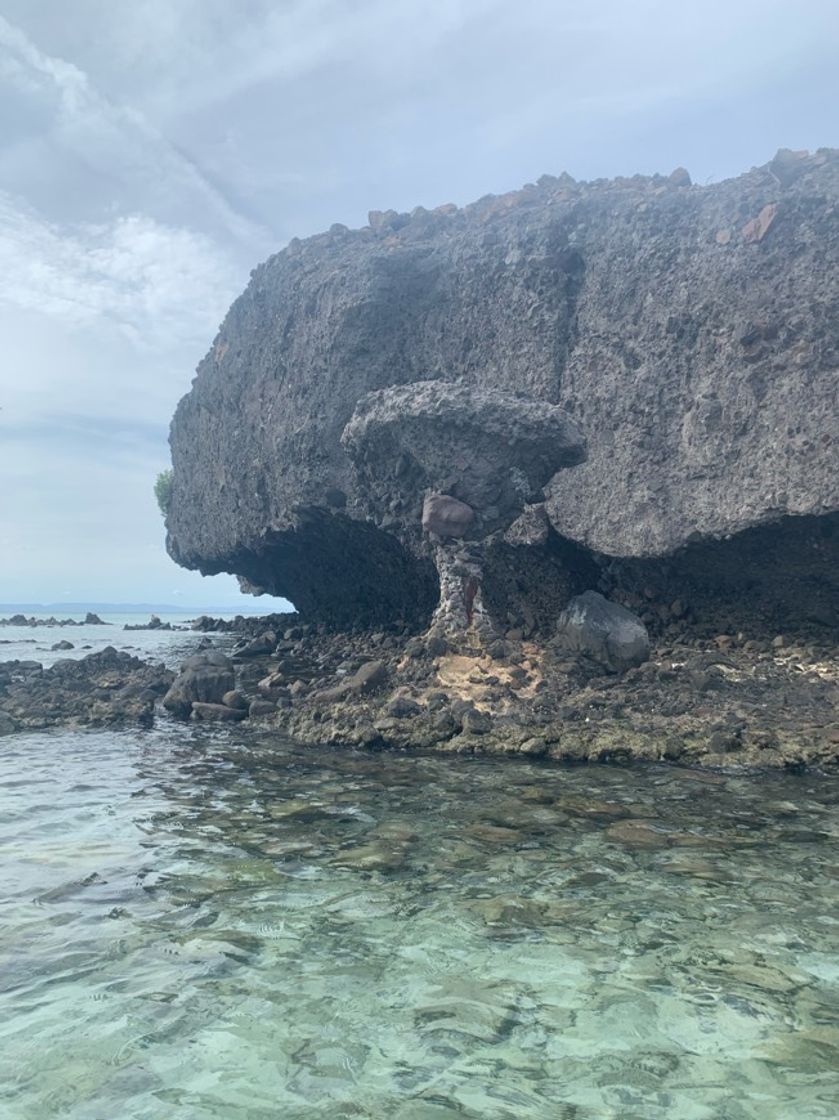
[{"x1": 0, "y1": 0, "x2": 837, "y2": 606}]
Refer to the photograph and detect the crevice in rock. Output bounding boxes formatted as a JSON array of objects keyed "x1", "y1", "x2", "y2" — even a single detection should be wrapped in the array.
[{"x1": 598, "y1": 512, "x2": 839, "y2": 639}]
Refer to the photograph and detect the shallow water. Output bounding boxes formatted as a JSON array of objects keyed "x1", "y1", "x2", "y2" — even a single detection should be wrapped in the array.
[
  {"x1": 1, "y1": 727, "x2": 838, "y2": 1120},
  {"x1": 0, "y1": 613, "x2": 239, "y2": 669}
]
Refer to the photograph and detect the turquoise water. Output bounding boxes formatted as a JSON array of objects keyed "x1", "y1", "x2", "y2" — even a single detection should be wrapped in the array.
[{"x1": 1, "y1": 727, "x2": 838, "y2": 1119}]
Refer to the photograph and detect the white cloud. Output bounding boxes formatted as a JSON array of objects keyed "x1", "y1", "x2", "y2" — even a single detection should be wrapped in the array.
[{"x1": 0, "y1": 192, "x2": 240, "y2": 346}]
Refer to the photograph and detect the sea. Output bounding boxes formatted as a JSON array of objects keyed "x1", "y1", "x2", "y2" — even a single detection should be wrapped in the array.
[{"x1": 1, "y1": 615, "x2": 838, "y2": 1118}]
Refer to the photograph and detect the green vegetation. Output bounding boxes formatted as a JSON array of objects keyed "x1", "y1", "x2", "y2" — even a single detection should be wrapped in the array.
[{"x1": 154, "y1": 469, "x2": 174, "y2": 517}]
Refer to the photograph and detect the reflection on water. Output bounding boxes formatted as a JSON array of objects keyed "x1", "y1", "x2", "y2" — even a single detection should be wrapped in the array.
[{"x1": 1, "y1": 727, "x2": 838, "y2": 1119}]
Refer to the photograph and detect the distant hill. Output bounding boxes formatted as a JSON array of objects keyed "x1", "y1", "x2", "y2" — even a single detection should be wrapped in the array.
[{"x1": 0, "y1": 602, "x2": 293, "y2": 615}]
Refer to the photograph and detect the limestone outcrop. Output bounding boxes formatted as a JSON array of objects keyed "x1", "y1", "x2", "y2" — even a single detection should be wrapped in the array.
[{"x1": 167, "y1": 149, "x2": 839, "y2": 630}]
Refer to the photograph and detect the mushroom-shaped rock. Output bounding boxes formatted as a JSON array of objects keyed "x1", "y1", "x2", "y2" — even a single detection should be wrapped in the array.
[
  {"x1": 342, "y1": 381, "x2": 586, "y2": 641},
  {"x1": 341, "y1": 381, "x2": 585, "y2": 537}
]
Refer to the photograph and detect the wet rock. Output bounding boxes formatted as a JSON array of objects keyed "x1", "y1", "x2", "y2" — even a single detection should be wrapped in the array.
[
  {"x1": 191, "y1": 701, "x2": 247, "y2": 722},
  {"x1": 0, "y1": 647, "x2": 173, "y2": 730},
  {"x1": 0, "y1": 711, "x2": 16, "y2": 735},
  {"x1": 249, "y1": 698, "x2": 277, "y2": 717},
  {"x1": 557, "y1": 591, "x2": 650, "y2": 672},
  {"x1": 332, "y1": 841, "x2": 409, "y2": 873},
  {"x1": 163, "y1": 651, "x2": 235, "y2": 719},
  {"x1": 605, "y1": 819, "x2": 672, "y2": 849},
  {"x1": 222, "y1": 690, "x2": 249, "y2": 710},
  {"x1": 466, "y1": 823, "x2": 522, "y2": 844},
  {"x1": 557, "y1": 795, "x2": 632, "y2": 820},
  {"x1": 51, "y1": 640, "x2": 74, "y2": 651}
]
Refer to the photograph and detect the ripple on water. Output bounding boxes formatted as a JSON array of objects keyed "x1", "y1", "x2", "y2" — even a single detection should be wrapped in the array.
[{"x1": 1, "y1": 725, "x2": 838, "y2": 1119}]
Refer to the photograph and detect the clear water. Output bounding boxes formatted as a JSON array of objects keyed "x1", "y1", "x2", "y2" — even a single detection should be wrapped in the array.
[{"x1": 1, "y1": 727, "x2": 838, "y2": 1120}]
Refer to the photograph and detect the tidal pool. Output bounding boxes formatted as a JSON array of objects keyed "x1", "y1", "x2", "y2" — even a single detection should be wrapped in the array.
[{"x1": 1, "y1": 727, "x2": 838, "y2": 1119}]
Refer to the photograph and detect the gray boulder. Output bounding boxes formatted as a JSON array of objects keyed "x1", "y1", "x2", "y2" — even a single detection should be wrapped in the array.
[
  {"x1": 191, "y1": 702, "x2": 247, "y2": 722},
  {"x1": 422, "y1": 494, "x2": 475, "y2": 539},
  {"x1": 163, "y1": 651, "x2": 235, "y2": 719},
  {"x1": 557, "y1": 591, "x2": 650, "y2": 672},
  {"x1": 166, "y1": 150, "x2": 839, "y2": 627}
]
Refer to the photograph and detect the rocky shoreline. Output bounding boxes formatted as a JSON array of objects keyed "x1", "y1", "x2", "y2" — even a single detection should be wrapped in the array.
[{"x1": 3, "y1": 610, "x2": 836, "y2": 773}]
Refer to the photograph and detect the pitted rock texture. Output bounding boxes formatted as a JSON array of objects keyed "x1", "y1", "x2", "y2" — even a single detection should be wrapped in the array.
[
  {"x1": 168, "y1": 149, "x2": 839, "y2": 622},
  {"x1": 342, "y1": 380, "x2": 585, "y2": 540}
]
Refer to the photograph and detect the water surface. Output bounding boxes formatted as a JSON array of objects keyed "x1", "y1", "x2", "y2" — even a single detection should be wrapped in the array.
[{"x1": 1, "y1": 727, "x2": 838, "y2": 1119}]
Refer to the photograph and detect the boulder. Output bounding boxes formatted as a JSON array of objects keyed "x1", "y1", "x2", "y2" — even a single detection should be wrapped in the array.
[
  {"x1": 422, "y1": 494, "x2": 474, "y2": 539},
  {"x1": 191, "y1": 702, "x2": 247, "y2": 722},
  {"x1": 166, "y1": 150, "x2": 839, "y2": 625},
  {"x1": 349, "y1": 660, "x2": 388, "y2": 695},
  {"x1": 0, "y1": 711, "x2": 16, "y2": 735},
  {"x1": 163, "y1": 651, "x2": 235, "y2": 719},
  {"x1": 51, "y1": 640, "x2": 74, "y2": 651},
  {"x1": 556, "y1": 590, "x2": 650, "y2": 672},
  {"x1": 234, "y1": 630, "x2": 276, "y2": 658},
  {"x1": 249, "y1": 698, "x2": 277, "y2": 717}
]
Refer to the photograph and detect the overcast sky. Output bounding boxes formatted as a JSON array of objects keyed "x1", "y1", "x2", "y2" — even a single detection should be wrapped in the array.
[{"x1": 0, "y1": 0, "x2": 836, "y2": 607}]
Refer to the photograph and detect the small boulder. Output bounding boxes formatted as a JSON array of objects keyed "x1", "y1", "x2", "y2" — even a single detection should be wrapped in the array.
[
  {"x1": 163, "y1": 651, "x2": 235, "y2": 719},
  {"x1": 249, "y1": 699, "x2": 277, "y2": 717},
  {"x1": 422, "y1": 494, "x2": 474, "y2": 538},
  {"x1": 222, "y1": 690, "x2": 248, "y2": 710},
  {"x1": 556, "y1": 590, "x2": 650, "y2": 673},
  {"x1": 191, "y1": 702, "x2": 247, "y2": 722},
  {"x1": 348, "y1": 660, "x2": 388, "y2": 695},
  {"x1": 462, "y1": 707, "x2": 492, "y2": 735},
  {"x1": 385, "y1": 695, "x2": 422, "y2": 718},
  {"x1": 51, "y1": 640, "x2": 74, "y2": 651},
  {"x1": 235, "y1": 630, "x2": 276, "y2": 658}
]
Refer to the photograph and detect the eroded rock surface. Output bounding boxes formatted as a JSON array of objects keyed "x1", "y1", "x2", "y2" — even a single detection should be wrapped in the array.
[
  {"x1": 0, "y1": 648, "x2": 174, "y2": 730},
  {"x1": 167, "y1": 149, "x2": 839, "y2": 628}
]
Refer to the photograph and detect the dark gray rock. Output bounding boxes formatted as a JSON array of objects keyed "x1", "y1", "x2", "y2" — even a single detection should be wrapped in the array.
[
  {"x1": 0, "y1": 711, "x2": 16, "y2": 735},
  {"x1": 0, "y1": 648, "x2": 173, "y2": 730},
  {"x1": 249, "y1": 698, "x2": 277, "y2": 717},
  {"x1": 163, "y1": 652, "x2": 235, "y2": 719},
  {"x1": 51, "y1": 640, "x2": 74, "y2": 651},
  {"x1": 191, "y1": 702, "x2": 247, "y2": 722},
  {"x1": 557, "y1": 591, "x2": 650, "y2": 673},
  {"x1": 385, "y1": 695, "x2": 422, "y2": 718},
  {"x1": 348, "y1": 660, "x2": 388, "y2": 695},
  {"x1": 167, "y1": 150, "x2": 839, "y2": 624},
  {"x1": 234, "y1": 630, "x2": 276, "y2": 658},
  {"x1": 343, "y1": 380, "x2": 584, "y2": 537}
]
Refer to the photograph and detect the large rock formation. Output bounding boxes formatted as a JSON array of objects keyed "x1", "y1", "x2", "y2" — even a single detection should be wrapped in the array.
[{"x1": 167, "y1": 149, "x2": 839, "y2": 630}]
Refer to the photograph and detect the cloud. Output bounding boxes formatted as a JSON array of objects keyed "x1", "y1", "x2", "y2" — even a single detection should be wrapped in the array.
[
  {"x1": 0, "y1": 0, "x2": 837, "y2": 605},
  {"x1": 0, "y1": 192, "x2": 241, "y2": 346},
  {"x1": 0, "y1": 13, "x2": 270, "y2": 246}
]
